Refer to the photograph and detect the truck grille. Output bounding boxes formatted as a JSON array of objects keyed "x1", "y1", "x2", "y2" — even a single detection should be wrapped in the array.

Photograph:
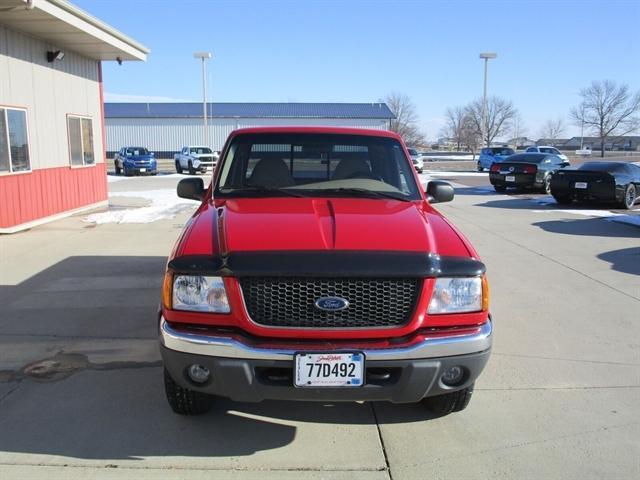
[{"x1": 239, "y1": 277, "x2": 420, "y2": 329}]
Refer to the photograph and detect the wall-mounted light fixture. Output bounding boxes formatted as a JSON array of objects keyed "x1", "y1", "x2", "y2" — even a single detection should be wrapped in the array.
[
  {"x1": 116, "y1": 57, "x2": 123, "y2": 65},
  {"x1": 46, "y1": 50, "x2": 65, "y2": 62}
]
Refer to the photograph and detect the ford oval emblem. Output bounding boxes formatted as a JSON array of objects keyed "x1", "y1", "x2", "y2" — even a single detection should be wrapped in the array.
[
  {"x1": 315, "y1": 296, "x2": 349, "y2": 311},
  {"x1": 508, "y1": 166, "x2": 515, "y2": 172}
]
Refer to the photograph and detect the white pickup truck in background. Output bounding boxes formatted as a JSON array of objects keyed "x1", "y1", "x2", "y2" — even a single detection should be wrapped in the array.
[{"x1": 174, "y1": 146, "x2": 219, "y2": 174}]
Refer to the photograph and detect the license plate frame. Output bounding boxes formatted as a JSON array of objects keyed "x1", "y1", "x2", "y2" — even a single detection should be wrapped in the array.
[
  {"x1": 505, "y1": 175, "x2": 516, "y2": 182},
  {"x1": 294, "y1": 352, "x2": 364, "y2": 388},
  {"x1": 574, "y1": 182, "x2": 588, "y2": 189}
]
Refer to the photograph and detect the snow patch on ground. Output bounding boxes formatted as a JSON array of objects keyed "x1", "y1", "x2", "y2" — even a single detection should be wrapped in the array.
[
  {"x1": 421, "y1": 155, "x2": 474, "y2": 161},
  {"x1": 425, "y1": 171, "x2": 488, "y2": 177},
  {"x1": 530, "y1": 197, "x2": 640, "y2": 228},
  {"x1": 106, "y1": 175, "x2": 128, "y2": 183},
  {"x1": 85, "y1": 189, "x2": 198, "y2": 224}
]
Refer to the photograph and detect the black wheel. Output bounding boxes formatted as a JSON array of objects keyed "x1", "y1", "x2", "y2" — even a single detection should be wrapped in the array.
[
  {"x1": 417, "y1": 169, "x2": 423, "y2": 174},
  {"x1": 163, "y1": 368, "x2": 213, "y2": 415},
  {"x1": 477, "y1": 162, "x2": 483, "y2": 172},
  {"x1": 553, "y1": 195, "x2": 572, "y2": 205},
  {"x1": 114, "y1": 162, "x2": 122, "y2": 175},
  {"x1": 423, "y1": 384, "x2": 474, "y2": 416},
  {"x1": 188, "y1": 161, "x2": 196, "y2": 175},
  {"x1": 494, "y1": 185, "x2": 506, "y2": 192},
  {"x1": 175, "y1": 160, "x2": 183, "y2": 174},
  {"x1": 621, "y1": 184, "x2": 636, "y2": 210},
  {"x1": 543, "y1": 175, "x2": 552, "y2": 195},
  {"x1": 124, "y1": 166, "x2": 131, "y2": 177}
]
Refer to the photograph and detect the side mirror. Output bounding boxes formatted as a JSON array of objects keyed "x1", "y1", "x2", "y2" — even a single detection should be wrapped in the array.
[
  {"x1": 425, "y1": 180, "x2": 455, "y2": 204},
  {"x1": 177, "y1": 178, "x2": 205, "y2": 201}
]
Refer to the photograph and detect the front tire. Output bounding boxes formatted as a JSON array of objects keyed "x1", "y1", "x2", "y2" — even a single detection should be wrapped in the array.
[
  {"x1": 163, "y1": 368, "x2": 214, "y2": 415},
  {"x1": 621, "y1": 184, "x2": 637, "y2": 210},
  {"x1": 188, "y1": 161, "x2": 196, "y2": 175},
  {"x1": 115, "y1": 162, "x2": 121, "y2": 175},
  {"x1": 175, "y1": 160, "x2": 183, "y2": 174},
  {"x1": 423, "y1": 384, "x2": 474, "y2": 416},
  {"x1": 477, "y1": 162, "x2": 483, "y2": 172}
]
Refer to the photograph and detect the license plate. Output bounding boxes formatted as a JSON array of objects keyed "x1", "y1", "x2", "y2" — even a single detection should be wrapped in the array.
[
  {"x1": 505, "y1": 175, "x2": 516, "y2": 182},
  {"x1": 574, "y1": 182, "x2": 588, "y2": 189},
  {"x1": 139, "y1": 168, "x2": 146, "y2": 172},
  {"x1": 294, "y1": 352, "x2": 364, "y2": 387}
]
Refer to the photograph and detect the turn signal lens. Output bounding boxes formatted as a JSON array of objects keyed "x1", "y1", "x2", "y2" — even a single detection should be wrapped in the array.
[
  {"x1": 482, "y1": 275, "x2": 490, "y2": 311},
  {"x1": 162, "y1": 271, "x2": 173, "y2": 309},
  {"x1": 490, "y1": 164, "x2": 500, "y2": 173}
]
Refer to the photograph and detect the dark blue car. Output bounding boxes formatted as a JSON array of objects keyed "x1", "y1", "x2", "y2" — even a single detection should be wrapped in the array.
[{"x1": 114, "y1": 146, "x2": 158, "y2": 176}]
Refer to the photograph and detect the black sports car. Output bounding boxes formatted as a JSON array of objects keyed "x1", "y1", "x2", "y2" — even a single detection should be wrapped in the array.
[
  {"x1": 550, "y1": 161, "x2": 640, "y2": 210},
  {"x1": 489, "y1": 153, "x2": 570, "y2": 194}
]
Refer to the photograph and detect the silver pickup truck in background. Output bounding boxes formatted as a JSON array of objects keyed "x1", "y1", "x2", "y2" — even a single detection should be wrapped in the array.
[{"x1": 174, "y1": 146, "x2": 219, "y2": 175}]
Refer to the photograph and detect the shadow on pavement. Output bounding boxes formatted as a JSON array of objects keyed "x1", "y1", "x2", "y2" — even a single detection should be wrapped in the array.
[
  {"x1": 532, "y1": 218, "x2": 640, "y2": 238},
  {"x1": 0, "y1": 256, "x2": 438, "y2": 460},
  {"x1": 597, "y1": 247, "x2": 640, "y2": 275}
]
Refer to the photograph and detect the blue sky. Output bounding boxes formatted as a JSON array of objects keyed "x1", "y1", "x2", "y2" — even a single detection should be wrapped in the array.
[{"x1": 76, "y1": 0, "x2": 640, "y2": 140}]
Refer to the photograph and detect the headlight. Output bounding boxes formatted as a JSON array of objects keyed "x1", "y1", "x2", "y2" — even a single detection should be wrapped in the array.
[
  {"x1": 428, "y1": 277, "x2": 483, "y2": 314},
  {"x1": 172, "y1": 275, "x2": 230, "y2": 313}
]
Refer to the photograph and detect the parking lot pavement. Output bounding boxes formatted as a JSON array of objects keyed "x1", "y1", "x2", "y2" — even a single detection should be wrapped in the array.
[{"x1": 0, "y1": 174, "x2": 638, "y2": 479}]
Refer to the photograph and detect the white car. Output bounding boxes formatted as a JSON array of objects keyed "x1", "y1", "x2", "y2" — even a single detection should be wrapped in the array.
[
  {"x1": 174, "y1": 146, "x2": 218, "y2": 175},
  {"x1": 407, "y1": 148, "x2": 424, "y2": 173},
  {"x1": 525, "y1": 146, "x2": 569, "y2": 162}
]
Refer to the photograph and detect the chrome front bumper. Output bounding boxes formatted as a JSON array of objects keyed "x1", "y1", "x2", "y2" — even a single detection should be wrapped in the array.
[{"x1": 159, "y1": 317, "x2": 492, "y2": 361}]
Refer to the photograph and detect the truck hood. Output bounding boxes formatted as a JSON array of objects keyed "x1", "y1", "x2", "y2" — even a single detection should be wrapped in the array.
[{"x1": 175, "y1": 197, "x2": 472, "y2": 258}]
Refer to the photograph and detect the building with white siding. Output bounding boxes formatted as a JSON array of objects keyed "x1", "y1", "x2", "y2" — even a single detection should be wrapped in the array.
[
  {"x1": 0, "y1": 0, "x2": 147, "y2": 233},
  {"x1": 104, "y1": 103, "x2": 395, "y2": 158}
]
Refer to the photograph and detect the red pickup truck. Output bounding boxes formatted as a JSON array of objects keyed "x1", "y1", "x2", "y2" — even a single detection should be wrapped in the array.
[{"x1": 160, "y1": 127, "x2": 492, "y2": 416}]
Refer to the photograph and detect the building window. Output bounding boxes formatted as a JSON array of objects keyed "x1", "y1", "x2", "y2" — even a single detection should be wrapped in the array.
[
  {"x1": 0, "y1": 107, "x2": 31, "y2": 173},
  {"x1": 67, "y1": 116, "x2": 95, "y2": 166}
]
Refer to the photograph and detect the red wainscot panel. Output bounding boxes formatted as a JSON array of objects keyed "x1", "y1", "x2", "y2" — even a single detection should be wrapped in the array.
[{"x1": 0, "y1": 163, "x2": 108, "y2": 231}]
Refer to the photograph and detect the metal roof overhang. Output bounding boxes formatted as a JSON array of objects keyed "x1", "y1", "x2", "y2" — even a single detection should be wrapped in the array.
[{"x1": 0, "y1": 0, "x2": 149, "y2": 61}]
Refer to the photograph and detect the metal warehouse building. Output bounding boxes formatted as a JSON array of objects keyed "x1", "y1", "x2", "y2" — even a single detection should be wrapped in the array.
[
  {"x1": 104, "y1": 103, "x2": 395, "y2": 157},
  {"x1": 0, "y1": 0, "x2": 147, "y2": 233}
]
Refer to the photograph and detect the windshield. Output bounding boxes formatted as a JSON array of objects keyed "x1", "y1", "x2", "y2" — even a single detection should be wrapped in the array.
[
  {"x1": 191, "y1": 147, "x2": 213, "y2": 154},
  {"x1": 506, "y1": 154, "x2": 547, "y2": 164},
  {"x1": 126, "y1": 147, "x2": 149, "y2": 156},
  {"x1": 579, "y1": 162, "x2": 625, "y2": 172},
  {"x1": 491, "y1": 147, "x2": 514, "y2": 155},
  {"x1": 215, "y1": 133, "x2": 421, "y2": 200}
]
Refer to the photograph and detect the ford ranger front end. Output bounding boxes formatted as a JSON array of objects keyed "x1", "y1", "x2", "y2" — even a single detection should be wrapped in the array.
[{"x1": 159, "y1": 127, "x2": 492, "y2": 416}]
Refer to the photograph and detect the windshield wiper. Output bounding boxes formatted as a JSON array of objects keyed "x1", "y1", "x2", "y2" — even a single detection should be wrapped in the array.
[
  {"x1": 305, "y1": 188, "x2": 411, "y2": 202},
  {"x1": 221, "y1": 186, "x2": 308, "y2": 198}
]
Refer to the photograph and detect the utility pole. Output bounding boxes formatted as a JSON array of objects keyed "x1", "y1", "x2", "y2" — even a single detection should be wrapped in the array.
[
  {"x1": 479, "y1": 52, "x2": 497, "y2": 147},
  {"x1": 193, "y1": 51, "x2": 212, "y2": 147}
]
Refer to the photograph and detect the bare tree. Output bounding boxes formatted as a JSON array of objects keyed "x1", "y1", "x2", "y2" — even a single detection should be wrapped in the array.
[
  {"x1": 510, "y1": 112, "x2": 528, "y2": 149},
  {"x1": 442, "y1": 106, "x2": 467, "y2": 151},
  {"x1": 384, "y1": 92, "x2": 426, "y2": 147},
  {"x1": 539, "y1": 118, "x2": 566, "y2": 146},
  {"x1": 465, "y1": 96, "x2": 517, "y2": 147},
  {"x1": 460, "y1": 113, "x2": 481, "y2": 160},
  {"x1": 570, "y1": 80, "x2": 640, "y2": 157}
]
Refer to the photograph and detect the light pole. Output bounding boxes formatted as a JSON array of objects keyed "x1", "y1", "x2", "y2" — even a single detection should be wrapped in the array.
[
  {"x1": 193, "y1": 51, "x2": 212, "y2": 147},
  {"x1": 479, "y1": 52, "x2": 497, "y2": 147}
]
